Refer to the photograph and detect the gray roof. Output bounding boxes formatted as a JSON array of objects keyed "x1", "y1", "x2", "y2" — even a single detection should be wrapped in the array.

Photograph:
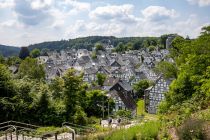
[
  {"x1": 84, "y1": 67, "x2": 98, "y2": 74},
  {"x1": 118, "y1": 80, "x2": 133, "y2": 91}
]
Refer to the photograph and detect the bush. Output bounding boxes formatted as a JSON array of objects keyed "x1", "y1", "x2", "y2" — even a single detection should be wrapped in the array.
[
  {"x1": 177, "y1": 119, "x2": 206, "y2": 140},
  {"x1": 73, "y1": 106, "x2": 88, "y2": 125},
  {"x1": 115, "y1": 110, "x2": 132, "y2": 118}
]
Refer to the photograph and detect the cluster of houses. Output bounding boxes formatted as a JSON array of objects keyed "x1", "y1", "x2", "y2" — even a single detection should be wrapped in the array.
[{"x1": 35, "y1": 37, "x2": 175, "y2": 116}]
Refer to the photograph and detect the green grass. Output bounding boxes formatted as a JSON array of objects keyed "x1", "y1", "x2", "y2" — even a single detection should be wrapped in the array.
[
  {"x1": 34, "y1": 126, "x2": 65, "y2": 135},
  {"x1": 137, "y1": 99, "x2": 145, "y2": 116},
  {"x1": 104, "y1": 121, "x2": 161, "y2": 140},
  {"x1": 137, "y1": 99, "x2": 158, "y2": 121}
]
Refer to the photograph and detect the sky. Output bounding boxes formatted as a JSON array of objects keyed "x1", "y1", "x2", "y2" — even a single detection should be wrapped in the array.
[{"x1": 0, "y1": 0, "x2": 210, "y2": 46}]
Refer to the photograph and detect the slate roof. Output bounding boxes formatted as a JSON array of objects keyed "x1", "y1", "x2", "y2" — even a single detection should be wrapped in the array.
[
  {"x1": 84, "y1": 67, "x2": 98, "y2": 75},
  {"x1": 118, "y1": 80, "x2": 132, "y2": 92},
  {"x1": 103, "y1": 77, "x2": 120, "y2": 86},
  {"x1": 110, "y1": 81, "x2": 136, "y2": 111}
]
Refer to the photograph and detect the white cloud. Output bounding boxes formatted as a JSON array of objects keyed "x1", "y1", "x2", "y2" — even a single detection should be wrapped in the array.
[
  {"x1": 64, "y1": 0, "x2": 90, "y2": 11},
  {"x1": 57, "y1": 0, "x2": 90, "y2": 15},
  {"x1": 0, "y1": 1, "x2": 209, "y2": 46},
  {"x1": 141, "y1": 6, "x2": 178, "y2": 22},
  {"x1": 31, "y1": 0, "x2": 53, "y2": 10},
  {"x1": 0, "y1": 20, "x2": 23, "y2": 28},
  {"x1": 65, "y1": 20, "x2": 125, "y2": 38},
  {"x1": 187, "y1": 0, "x2": 210, "y2": 7},
  {"x1": 89, "y1": 4, "x2": 137, "y2": 23},
  {"x1": 0, "y1": 0, "x2": 14, "y2": 8}
]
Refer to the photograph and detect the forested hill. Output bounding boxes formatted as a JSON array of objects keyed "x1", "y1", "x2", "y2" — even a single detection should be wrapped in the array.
[
  {"x1": 28, "y1": 36, "x2": 160, "y2": 51},
  {"x1": 1, "y1": 36, "x2": 161, "y2": 56},
  {"x1": 0, "y1": 44, "x2": 20, "y2": 57}
]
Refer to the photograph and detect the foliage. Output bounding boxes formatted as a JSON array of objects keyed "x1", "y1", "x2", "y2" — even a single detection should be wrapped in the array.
[
  {"x1": 28, "y1": 36, "x2": 160, "y2": 52},
  {"x1": 73, "y1": 106, "x2": 88, "y2": 125},
  {"x1": 63, "y1": 69, "x2": 83, "y2": 120},
  {"x1": 0, "y1": 64, "x2": 15, "y2": 97},
  {"x1": 96, "y1": 73, "x2": 106, "y2": 86},
  {"x1": 115, "y1": 42, "x2": 126, "y2": 52},
  {"x1": 159, "y1": 25, "x2": 210, "y2": 114},
  {"x1": 85, "y1": 90, "x2": 115, "y2": 118},
  {"x1": 0, "y1": 55, "x2": 5, "y2": 64},
  {"x1": 92, "y1": 121, "x2": 160, "y2": 140},
  {"x1": 91, "y1": 51, "x2": 97, "y2": 59},
  {"x1": 133, "y1": 80, "x2": 150, "y2": 98},
  {"x1": 155, "y1": 61, "x2": 178, "y2": 79},
  {"x1": 177, "y1": 119, "x2": 206, "y2": 140},
  {"x1": 49, "y1": 77, "x2": 64, "y2": 99},
  {"x1": 35, "y1": 127, "x2": 63, "y2": 135},
  {"x1": 0, "y1": 45, "x2": 20, "y2": 57},
  {"x1": 18, "y1": 57, "x2": 45, "y2": 80},
  {"x1": 95, "y1": 43, "x2": 105, "y2": 52},
  {"x1": 115, "y1": 110, "x2": 132, "y2": 118},
  {"x1": 19, "y1": 47, "x2": 30, "y2": 59},
  {"x1": 148, "y1": 45, "x2": 156, "y2": 52},
  {"x1": 6, "y1": 56, "x2": 21, "y2": 65},
  {"x1": 30, "y1": 48, "x2": 41, "y2": 58},
  {"x1": 0, "y1": 55, "x2": 115, "y2": 126}
]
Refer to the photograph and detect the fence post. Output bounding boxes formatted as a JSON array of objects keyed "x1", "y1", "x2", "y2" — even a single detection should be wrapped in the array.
[
  {"x1": 16, "y1": 131, "x2": 18, "y2": 140},
  {"x1": 5, "y1": 132, "x2": 7, "y2": 140},
  {"x1": 10, "y1": 132, "x2": 12, "y2": 140},
  {"x1": 55, "y1": 133, "x2": 57, "y2": 140}
]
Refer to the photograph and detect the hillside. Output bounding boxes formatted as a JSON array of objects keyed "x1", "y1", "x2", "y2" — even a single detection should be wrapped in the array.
[
  {"x1": 1, "y1": 36, "x2": 160, "y2": 56},
  {"x1": 28, "y1": 36, "x2": 160, "y2": 51},
  {"x1": 0, "y1": 45, "x2": 20, "y2": 57}
]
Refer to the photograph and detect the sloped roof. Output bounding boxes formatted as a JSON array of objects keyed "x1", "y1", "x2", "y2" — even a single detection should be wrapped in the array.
[
  {"x1": 103, "y1": 77, "x2": 120, "y2": 86},
  {"x1": 84, "y1": 67, "x2": 98, "y2": 74},
  {"x1": 110, "y1": 81, "x2": 136, "y2": 110}
]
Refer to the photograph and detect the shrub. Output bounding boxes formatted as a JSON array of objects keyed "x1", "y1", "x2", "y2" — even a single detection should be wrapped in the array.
[
  {"x1": 115, "y1": 110, "x2": 132, "y2": 118},
  {"x1": 177, "y1": 119, "x2": 206, "y2": 140}
]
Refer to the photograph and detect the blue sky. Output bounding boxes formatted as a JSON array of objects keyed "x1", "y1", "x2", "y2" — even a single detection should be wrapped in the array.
[{"x1": 0, "y1": 0, "x2": 210, "y2": 46}]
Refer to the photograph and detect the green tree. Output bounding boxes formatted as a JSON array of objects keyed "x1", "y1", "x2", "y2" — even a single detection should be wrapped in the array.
[
  {"x1": 115, "y1": 42, "x2": 126, "y2": 52},
  {"x1": 85, "y1": 90, "x2": 114, "y2": 117},
  {"x1": 91, "y1": 51, "x2": 97, "y2": 59},
  {"x1": 159, "y1": 25, "x2": 210, "y2": 114},
  {"x1": 18, "y1": 57, "x2": 45, "y2": 80},
  {"x1": 0, "y1": 64, "x2": 15, "y2": 97},
  {"x1": 6, "y1": 56, "x2": 21, "y2": 66},
  {"x1": 19, "y1": 47, "x2": 30, "y2": 59},
  {"x1": 0, "y1": 55, "x2": 5, "y2": 64},
  {"x1": 148, "y1": 45, "x2": 156, "y2": 52},
  {"x1": 125, "y1": 42, "x2": 134, "y2": 50},
  {"x1": 63, "y1": 69, "x2": 83, "y2": 120},
  {"x1": 155, "y1": 61, "x2": 178, "y2": 79},
  {"x1": 0, "y1": 64, "x2": 17, "y2": 122},
  {"x1": 36, "y1": 91, "x2": 50, "y2": 124},
  {"x1": 133, "y1": 80, "x2": 150, "y2": 98},
  {"x1": 96, "y1": 73, "x2": 106, "y2": 86},
  {"x1": 49, "y1": 77, "x2": 64, "y2": 99},
  {"x1": 95, "y1": 43, "x2": 105, "y2": 52},
  {"x1": 73, "y1": 106, "x2": 88, "y2": 125},
  {"x1": 133, "y1": 41, "x2": 143, "y2": 50},
  {"x1": 30, "y1": 48, "x2": 41, "y2": 58},
  {"x1": 201, "y1": 25, "x2": 210, "y2": 35}
]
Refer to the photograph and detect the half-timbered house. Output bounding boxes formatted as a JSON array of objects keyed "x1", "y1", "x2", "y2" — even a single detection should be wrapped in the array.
[{"x1": 144, "y1": 75, "x2": 172, "y2": 114}]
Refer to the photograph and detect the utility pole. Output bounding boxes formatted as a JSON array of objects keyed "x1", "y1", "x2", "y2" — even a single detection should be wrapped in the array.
[
  {"x1": 102, "y1": 96, "x2": 104, "y2": 119},
  {"x1": 108, "y1": 99, "x2": 109, "y2": 118}
]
